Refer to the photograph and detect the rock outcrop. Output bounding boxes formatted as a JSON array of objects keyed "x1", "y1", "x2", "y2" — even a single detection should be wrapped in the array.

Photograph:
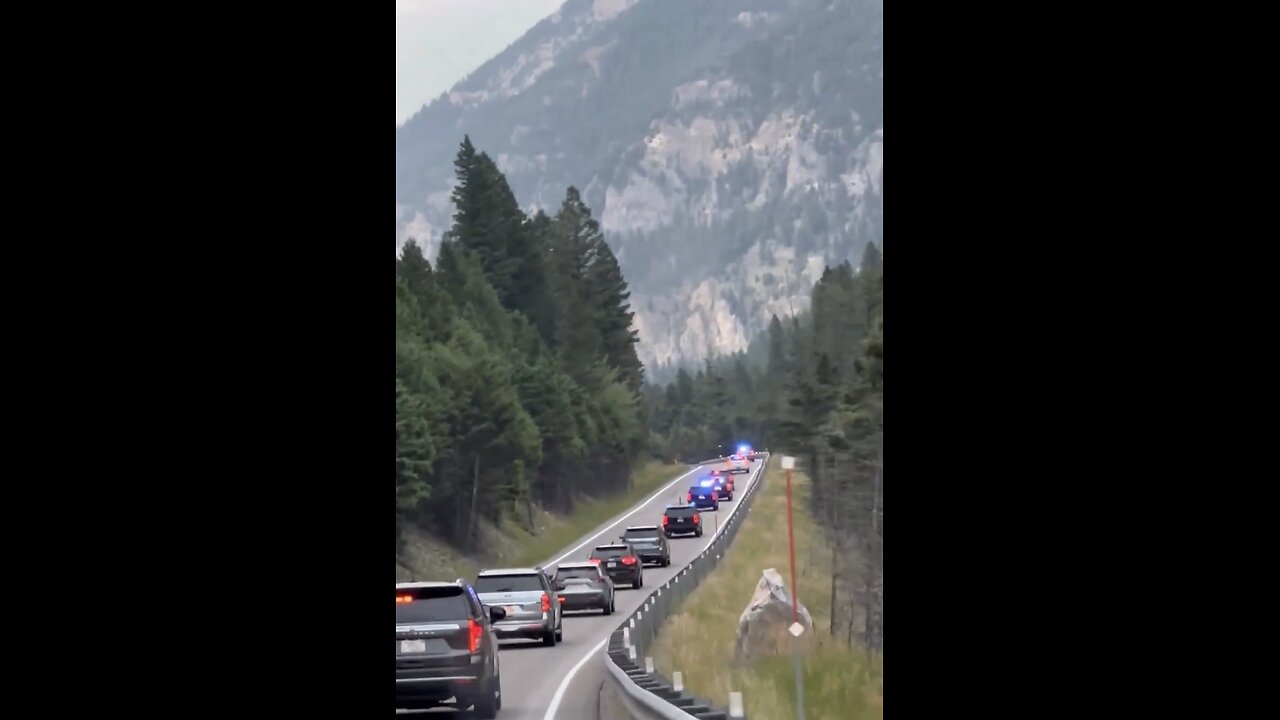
[
  {"x1": 734, "y1": 568, "x2": 815, "y2": 661},
  {"x1": 395, "y1": 0, "x2": 884, "y2": 369}
]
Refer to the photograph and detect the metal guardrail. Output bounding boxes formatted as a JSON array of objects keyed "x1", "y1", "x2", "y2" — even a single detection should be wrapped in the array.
[{"x1": 601, "y1": 454, "x2": 769, "y2": 719}]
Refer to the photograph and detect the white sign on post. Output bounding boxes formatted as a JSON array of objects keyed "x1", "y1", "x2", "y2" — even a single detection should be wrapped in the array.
[{"x1": 781, "y1": 455, "x2": 796, "y2": 470}]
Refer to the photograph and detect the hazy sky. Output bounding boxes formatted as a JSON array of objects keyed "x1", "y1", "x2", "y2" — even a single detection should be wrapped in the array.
[{"x1": 397, "y1": 0, "x2": 566, "y2": 126}]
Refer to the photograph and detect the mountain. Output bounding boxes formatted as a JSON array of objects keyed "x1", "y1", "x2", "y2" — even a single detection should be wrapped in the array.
[{"x1": 396, "y1": 0, "x2": 882, "y2": 372}]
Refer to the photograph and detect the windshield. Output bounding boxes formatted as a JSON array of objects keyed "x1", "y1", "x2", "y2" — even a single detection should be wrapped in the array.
[
  {"x1": 474, "y1": 574, "x2": 544, "y2": 594},
  {"x1": 396, "y1": 587, "x2": 471, "y2": 624},
  {"x1": 590, "y1": 547, "x2": 628, "y2": 560},
  {"x1": 556, "y1": 567, "x2": 600, "y2": 581}
]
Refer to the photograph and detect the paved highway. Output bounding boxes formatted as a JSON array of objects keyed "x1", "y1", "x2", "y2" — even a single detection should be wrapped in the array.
[{"x1": 401, "y1": 458, "x2": 765, "y2": 718}]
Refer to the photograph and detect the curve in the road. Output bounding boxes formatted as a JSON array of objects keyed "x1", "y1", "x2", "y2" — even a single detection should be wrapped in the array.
[
  {"x1": 538, "y1": 459, "x2": 765, "y2": 720},
  {"x1": 405, "y1": 458, "x2": 764, "y2": 719}
]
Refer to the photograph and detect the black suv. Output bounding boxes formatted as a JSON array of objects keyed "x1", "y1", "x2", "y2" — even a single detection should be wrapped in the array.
[
  {"x1": 618, "y1": 525, "x2": 671, "y2": 566},
  {"x1": 589, "y1": 544, "x2": 644, "y2": 589},
  {"x1": 662, "y1": 503, "x2": 703, "y2": 538},
  {"x1": 687, "y1": 481, "x2": 720, "y2": 511},
  {"x1": 396, "y1": 580, "x2": 505, "y2": 717}
]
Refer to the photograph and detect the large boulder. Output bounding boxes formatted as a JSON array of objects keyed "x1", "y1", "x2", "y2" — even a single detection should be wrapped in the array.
[{"x1": 734, "y1": 568, "x2": 815, "y2": 661}]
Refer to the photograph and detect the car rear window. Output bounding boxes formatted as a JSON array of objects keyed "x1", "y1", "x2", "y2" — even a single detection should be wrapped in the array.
[
  {"x1": 666, "y1": 506, "x2": 696, "y2": 518},
  {"x1": 396, "y1": 587, "x2": 471, "y2": 624},
  {"x1": 556, "y1": 567, "x2": 600, "y2": 581},
  {"x1": 590, "y1": 546, "x2": 628, "y2": 559},
  {"x1": 474, "y1": 574, "x2": 544, "y2": 594},
  {"x1": 623, "y1": 528, "x2": 660, "y2": 539}
]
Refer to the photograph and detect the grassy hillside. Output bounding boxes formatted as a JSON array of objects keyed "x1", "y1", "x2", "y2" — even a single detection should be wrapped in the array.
[
  {"x1": 650, "y1": 454, "x2": 883, "y2": 719},
  {"x1": 397, "y1": 460, "x2": 684, "y2": 582}
]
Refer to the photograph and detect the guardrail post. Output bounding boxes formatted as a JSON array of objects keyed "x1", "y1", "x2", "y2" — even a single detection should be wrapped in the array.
[
  {"x1": 645, "y1": 656, "x2": 654, "y2": 673},
  {"x1": 673, "y1": 671, "x2": 684, "y2": 693},
  {"x1": 729, "y1": 691, "x2": 745, "y2": 718}
]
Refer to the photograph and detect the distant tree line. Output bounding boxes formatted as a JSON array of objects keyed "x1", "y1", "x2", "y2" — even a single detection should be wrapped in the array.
[
  {"x1": 396, "y1": 136, "x2": 647, "y2": 552},
  {"x1": 644, "y1": 243, "x2": 883, "y2": 651}
]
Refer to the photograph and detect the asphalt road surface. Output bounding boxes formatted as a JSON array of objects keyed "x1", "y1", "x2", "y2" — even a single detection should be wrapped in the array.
[{"x1": 399, "y1": 458, "x2": 765, "y2": 719}]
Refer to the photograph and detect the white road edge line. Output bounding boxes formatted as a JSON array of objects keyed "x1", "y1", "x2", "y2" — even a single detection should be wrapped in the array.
[
  {"x1": 546, "y1": 465, "x2": 704, "y2": 567},
  {"x1": 542, "y1": 457, "x2": 766, "y2": 720},
  {"x1": 543, "y1": 636, "x2": 608, "y2": 720}
]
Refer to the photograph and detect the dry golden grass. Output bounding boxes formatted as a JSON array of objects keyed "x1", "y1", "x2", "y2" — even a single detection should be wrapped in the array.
[
  {"x1": 650, "y1": 455, "x2": 884, "y2": 720},
  {"x1": 397, "y1": 460, "x2": 683, "y2": 581}
]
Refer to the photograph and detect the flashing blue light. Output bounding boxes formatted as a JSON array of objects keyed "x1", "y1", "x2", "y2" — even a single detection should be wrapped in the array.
[
  {"x1": 699, "y1": 479, "x2": 714, "y2": 487},
  {"x1": 737, "y1": 444, "x2": 749, "y2": 453}
]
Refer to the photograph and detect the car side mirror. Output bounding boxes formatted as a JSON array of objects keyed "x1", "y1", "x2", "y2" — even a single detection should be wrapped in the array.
[{"x1": 489, "y1": 606, "x2": 506, "y2": 622}]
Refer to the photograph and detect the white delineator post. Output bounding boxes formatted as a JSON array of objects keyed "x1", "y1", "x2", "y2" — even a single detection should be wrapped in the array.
[
  {"x1": 672, "y1": 671, "x2": 684, "y2": 693},
  {"x1": 729, "y1": 691, "x2": 745, "y2": 718},
  {"x1": 645, "y1": 656, "x2": 654, "y2": 673}
]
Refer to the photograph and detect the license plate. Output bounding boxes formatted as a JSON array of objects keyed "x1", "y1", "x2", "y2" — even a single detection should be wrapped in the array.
[
  {"x1": 503, "y1": 605, "x2": 520, "y2": 615},
  {"x1": 607, "y1": 560, "x2": 618, "y2": 567},
  {"x1": 399, "y1": 639, "x2": 426, "y2": 654}
]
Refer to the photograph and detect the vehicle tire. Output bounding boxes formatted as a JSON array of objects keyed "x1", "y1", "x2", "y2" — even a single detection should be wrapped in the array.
[
  {"x1": 696, "y1": 529, "x2": 703, "y2": 537},
  {"x1": 471, "y1": 675, "x2": 500, "y2": 720},
  {"x1": 603, "y1": 598, "x2": 613, "y2": 615},
  {"x1": 632, "y1": 573, "x2": 641, "y2": 590},
  {"x1": 542, "y1": 629, "x2": 556, "y2": 646},
  {"x1": 556, "y1": 625, "x2": 563, "y2": 642}
]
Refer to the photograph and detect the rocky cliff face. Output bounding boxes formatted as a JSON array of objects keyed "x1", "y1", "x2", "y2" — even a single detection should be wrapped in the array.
[{"x1": 396, "y1": 0, "x2": 882, "y2": 371}]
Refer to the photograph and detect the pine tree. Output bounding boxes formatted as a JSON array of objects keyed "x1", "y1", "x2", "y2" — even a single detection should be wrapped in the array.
[
  {"x1": 520, "y1": 210, "x2": 559, "y2": 348},
  {"x1": 444, "y1": 138, "x2": 522, "y2": 303},
  {"x1": 548, "y1": 187, "x2": 605, "y2": 380},
  {"x1": 589, "y1": 238, "x2": 645, "y2": 392}
]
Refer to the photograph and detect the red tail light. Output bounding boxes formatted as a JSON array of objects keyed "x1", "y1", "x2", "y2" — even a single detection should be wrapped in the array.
[
  {"x1": 692, "y1": 514, "x2": 699, "y2": 524},
  {"x1": 588, "y1": 557, "x2": 601, "y2": 564},
  {"x1": 662, "y1": 515, "x2": 669, "y2": 526},
  {"x1": 687, "y1": 492, "x2": 693, "y2": 502},
  {"x1": 467, "y1": 618, "x2": 482, "y2": 653},
  {"x1": 712, "y1": 491, "x2": 718, "y2": 501},
  {"x1": 621, "y1": 556, "x2": 637, "y2": 565},
  {"x1": 541, "y1": 593, "x2": 550, "y2": 612}
]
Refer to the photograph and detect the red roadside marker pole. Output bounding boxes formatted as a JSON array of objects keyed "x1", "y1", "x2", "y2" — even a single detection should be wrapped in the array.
[{"x1": 781, "y1": 455, "x2": 805, "y2": 720}]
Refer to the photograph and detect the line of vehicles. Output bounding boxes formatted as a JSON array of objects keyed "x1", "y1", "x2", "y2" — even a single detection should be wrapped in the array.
[{"x1": 394, "y1": 446, "x2": 763, "y2": 716}]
